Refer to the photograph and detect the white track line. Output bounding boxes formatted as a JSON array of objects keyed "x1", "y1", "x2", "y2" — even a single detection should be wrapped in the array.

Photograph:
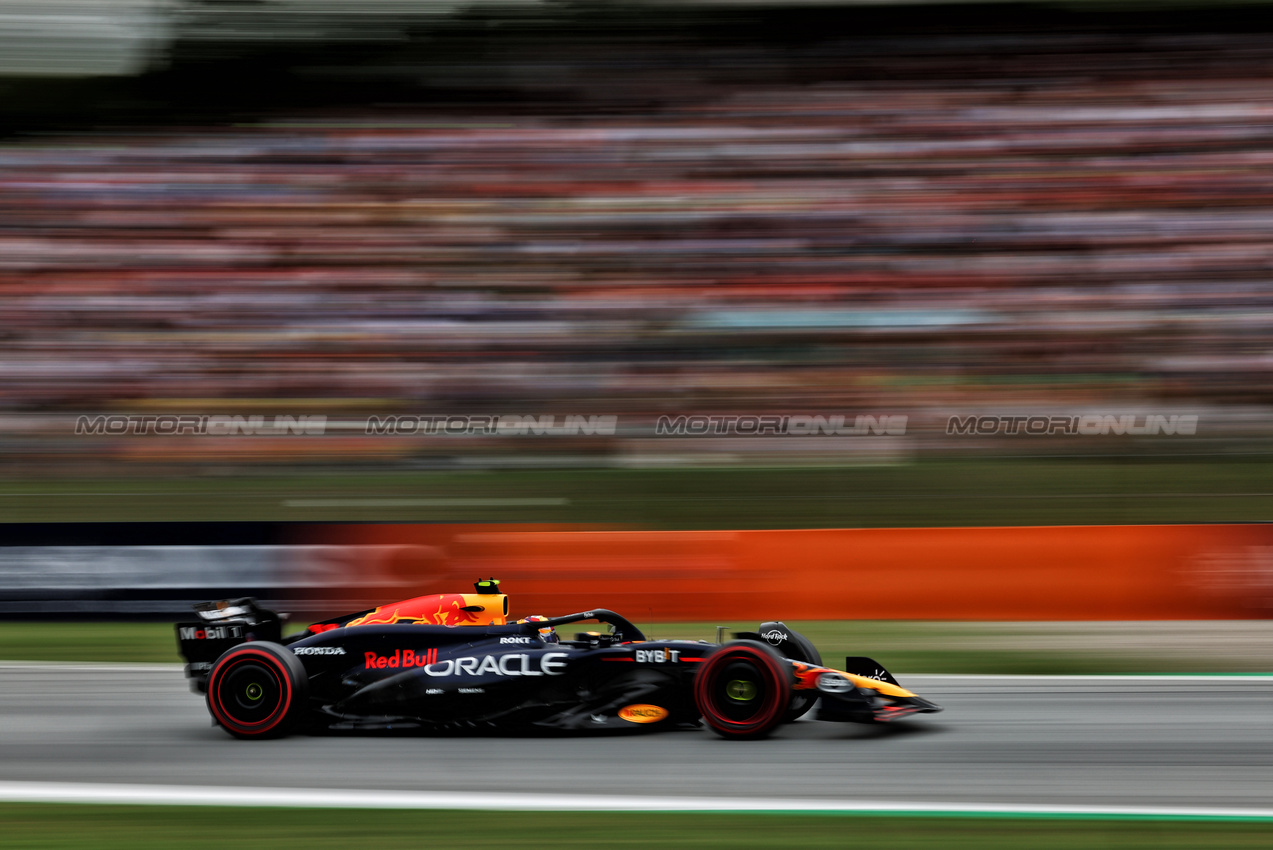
[{"x1": 0, "y1": 781, "x2": 1271, "y2": 820}]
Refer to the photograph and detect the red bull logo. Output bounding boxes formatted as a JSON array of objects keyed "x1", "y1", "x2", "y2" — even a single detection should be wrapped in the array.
[
  {"x1": 364, "y1": 648, "x2": 438, "y2": 669},
  {"x1": 362, "y1": 650, "x2": 569, "y2": 677},
  {"x1": 346, "y1": 593, "x2": 506, "y2": 628}
]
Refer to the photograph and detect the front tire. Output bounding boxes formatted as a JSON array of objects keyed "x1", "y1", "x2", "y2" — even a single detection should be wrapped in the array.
[
  {"x1": 206, "y1": 642, "x2": 307, "y2": 739},
  {"x1": 693, "y1": 640, "x2": 791, "y2": 740}
]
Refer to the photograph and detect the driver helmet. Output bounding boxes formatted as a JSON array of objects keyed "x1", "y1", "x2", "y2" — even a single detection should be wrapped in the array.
[{"x1": 522, "y1": 614, "x2": 558, "y2": 643}]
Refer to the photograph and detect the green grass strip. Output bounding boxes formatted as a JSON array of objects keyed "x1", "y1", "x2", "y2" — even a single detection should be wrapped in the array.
[
  {"x1": 0, "y1": 622, "x2": 178, "y2": 664},
  {"x1": 1, "y1": 805, "x2": 1271, "y2": 849},
  {"x1": 3, "y1": 457, "x2": 1273, "y2": 527}
]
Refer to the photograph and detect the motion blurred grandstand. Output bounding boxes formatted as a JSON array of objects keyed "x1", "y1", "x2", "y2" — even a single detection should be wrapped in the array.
[{"x1": 3, "y1": 0, "x2": 1273, "y2": 485}]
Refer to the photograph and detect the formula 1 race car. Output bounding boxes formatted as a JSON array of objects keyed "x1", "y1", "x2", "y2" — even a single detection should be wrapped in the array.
[{"x1": 176, "y1": 579, "x2": 941, "y2": 740}]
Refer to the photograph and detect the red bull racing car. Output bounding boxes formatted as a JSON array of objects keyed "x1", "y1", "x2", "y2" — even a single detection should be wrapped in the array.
[{"x1": 176, "y1": 579, "x2": 941, "y2": 740}]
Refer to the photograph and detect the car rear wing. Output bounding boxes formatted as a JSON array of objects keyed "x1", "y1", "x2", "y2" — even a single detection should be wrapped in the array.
[{"x1": 175, "y1": 597, "x2": 283, "y2": 692}]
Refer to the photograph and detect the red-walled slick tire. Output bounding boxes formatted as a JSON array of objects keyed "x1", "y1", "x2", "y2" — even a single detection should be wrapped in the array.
[
  {"x1": 693, "y1": 640, "x2": 792, "y2": 740},
  {"x1": 206, "y1": 642, "x2": 307, "y2": 739}
]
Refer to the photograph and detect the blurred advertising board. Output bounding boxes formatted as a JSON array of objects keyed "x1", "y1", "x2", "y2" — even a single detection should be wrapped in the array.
[{"x1": 1, "y1": 522, "x2": 1269, "y2": 620}]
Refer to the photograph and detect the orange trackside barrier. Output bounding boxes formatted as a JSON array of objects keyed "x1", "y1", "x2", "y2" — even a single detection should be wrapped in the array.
[{"x1": 300, "y1": 523, "x2": 1273, "y2": 621}]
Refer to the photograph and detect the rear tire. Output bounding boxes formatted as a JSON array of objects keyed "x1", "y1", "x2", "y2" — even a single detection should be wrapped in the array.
[
  {"x1": 693, "y1": 640, "x2": 791, "y2": 740},
  {"x1": 206, "y1": 642, "x2": 307, "y2": 739}
]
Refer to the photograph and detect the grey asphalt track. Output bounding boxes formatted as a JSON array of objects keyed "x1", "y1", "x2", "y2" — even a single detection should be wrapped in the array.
[{"x1": 1, "y1": 664, "x2": 1269, "y2": 809}]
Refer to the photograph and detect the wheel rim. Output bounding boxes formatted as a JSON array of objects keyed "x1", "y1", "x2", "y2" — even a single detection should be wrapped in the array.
[
  {"x1": 222, "y1": 662, "x2": 281, "y2": 720},
  {"x1": 713, "y1": 660, "x2": 770, "y2": 723},
  {"x1": 210, "y1": 654, "x2": 289, "y2": 731}
]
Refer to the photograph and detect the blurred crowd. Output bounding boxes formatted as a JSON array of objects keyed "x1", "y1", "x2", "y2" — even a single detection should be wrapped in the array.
[{"x1": 4, "y1": 20, "x2": 1273, "y2": 466}]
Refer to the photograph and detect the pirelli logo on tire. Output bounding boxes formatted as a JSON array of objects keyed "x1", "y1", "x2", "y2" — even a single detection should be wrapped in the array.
[{"x1": 618, "y1": 704, "x2": 669, "y2": 724}]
